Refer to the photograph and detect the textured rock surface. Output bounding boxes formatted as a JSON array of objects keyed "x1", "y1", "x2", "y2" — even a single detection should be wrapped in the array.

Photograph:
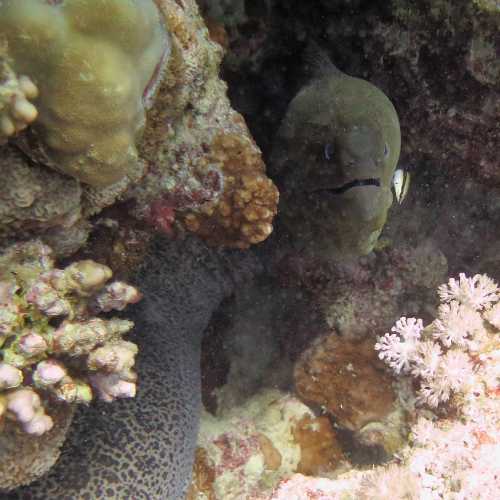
[
  {"x1": 7, "y1": 237, "x2": 237, "y2": 499},
  {"x1": 189, "y1": 389, "x2": 344, "y2": 499}
]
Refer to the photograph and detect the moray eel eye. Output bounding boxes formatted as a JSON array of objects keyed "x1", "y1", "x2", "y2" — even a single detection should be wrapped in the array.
[{"x1": 324, "y1": 143, "x2": 334, "y2": 161}]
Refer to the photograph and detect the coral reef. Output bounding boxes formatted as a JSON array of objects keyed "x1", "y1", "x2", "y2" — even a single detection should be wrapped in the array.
[
  {"x1": 190, "y1": 389, "x2": 344, "y2": 499},
  {"x1": 8, "y1": 236, "x2": 245, "y2": 499},
  {"x1": 0, "y1": 240, "x2": 140, "y2": 438},
  {"x1": 136, "y1": 0, "x2": 279, "y2": 249},
  {"x1": 253, "y1": 273, "x2": 499, "y2": 499},
  {"x1": 0, "y1": 0, "x2": 170, "y2": 187},
  {"x1": 0, "y1": 0, "x2": 278, "y2": 255}
]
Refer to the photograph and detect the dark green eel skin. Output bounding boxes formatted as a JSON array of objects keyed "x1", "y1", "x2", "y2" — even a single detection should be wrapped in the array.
[
  {"x1": 8, "y1": 237, "x2": 237, "y2": 500},
  {"x1": 271, "y1": 48, "x2": 401, "y2": 257}
]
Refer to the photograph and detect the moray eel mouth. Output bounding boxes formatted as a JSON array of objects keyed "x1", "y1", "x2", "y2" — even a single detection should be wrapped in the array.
[{"x1": 308, "y1": 178, "x2": 381, "y2": 196}]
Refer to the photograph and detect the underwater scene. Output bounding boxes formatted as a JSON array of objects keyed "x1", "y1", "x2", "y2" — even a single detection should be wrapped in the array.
[{"x1": 0, "y1": 0, "x2": 499, "y2": 498}]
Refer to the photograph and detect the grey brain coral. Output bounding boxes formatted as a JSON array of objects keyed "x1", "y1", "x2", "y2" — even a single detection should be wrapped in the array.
[{"x1": 8, "y1": 237, "x2": 237, "y2": 499}]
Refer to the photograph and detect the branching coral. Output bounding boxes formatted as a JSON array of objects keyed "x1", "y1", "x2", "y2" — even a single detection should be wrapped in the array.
[
  {"x1": 0, "y1": 240, "x2": 141, "y2": 435},
  {"x1": 0, "y1": 0, "x2": 170, "y2": 187}
]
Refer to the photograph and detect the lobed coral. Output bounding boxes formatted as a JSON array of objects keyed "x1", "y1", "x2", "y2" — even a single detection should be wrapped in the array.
[
  {"x1": 180, "y1": 133, "x2": 279, "y2": 248},
  {"x1": 0, "y1": 240, "x2": 141, "y2": 436},
  {"x1": 0, "y1": 0, "x2": 170, "y2": 187},
  {"x1": 0, "y1": 0, "x2": 278, "y2": 257},
  {"x1": 0, "y1": 47, "x2": 38, "y2": 143}
]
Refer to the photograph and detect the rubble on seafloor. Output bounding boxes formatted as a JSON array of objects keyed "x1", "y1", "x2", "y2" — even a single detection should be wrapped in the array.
[{"x1": 188, "y1": 389, "x2": 346, "y2": 500}]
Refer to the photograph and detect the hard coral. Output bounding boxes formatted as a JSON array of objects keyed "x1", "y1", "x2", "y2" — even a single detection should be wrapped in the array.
[
  {"x1": 0, "y1": 401, "x2": 74, "y2": 491},
  {"x1": 0, "y1": 48, "x2": 38, "y2": 142},
  {"x1": 136, "y1": 0, "x2": 279, "y2": 248},
  {"x1": 0, "y1": 240, "x2": 141, "y2": 436},
  {"x1": 0, "y1": 0, "x2": 170, "y2": 187},
  {"x1": 181, "y1": 133, "x2": 279, "y2": 248},
  {"x1": 0, "y1": 0, "x2": 277, "y2": 257},
  {"x1": 0, "y1": 146, "x2": 83, "y2": 250}
]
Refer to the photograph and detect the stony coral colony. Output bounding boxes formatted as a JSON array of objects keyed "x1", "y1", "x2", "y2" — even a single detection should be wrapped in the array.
[
  {"x1": 0, "y1": 0, "x2": 279, "y2": 256},
  {"x1": 0, "y1": 241, "x2": 141, "y2": 436},
  {"x1": 0, "y1": 0, "x2": 279, "y2": 438}
]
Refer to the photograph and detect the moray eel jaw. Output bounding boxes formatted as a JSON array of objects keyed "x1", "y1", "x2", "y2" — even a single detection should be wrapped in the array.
[{"x1": 304, "y1": 184, "x2": 393, "y2": 255}]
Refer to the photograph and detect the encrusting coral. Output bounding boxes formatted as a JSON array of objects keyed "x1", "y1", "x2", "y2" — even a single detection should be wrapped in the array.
[
  {"x1": 190, "y1": 389, "x2": 344, "y2": 499},
  {"x1": 136, "y1": 0, "x2": 279, "y2": 249},
  {"x1": 0, "y1": 0, "x2": 170, "y2": 187},
  {"x1": 0, "y1": 240, "x2": 141, "y2": 436}
]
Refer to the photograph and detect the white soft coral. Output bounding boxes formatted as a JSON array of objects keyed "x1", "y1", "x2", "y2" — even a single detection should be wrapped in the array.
[
  {"x1": 375, "y1": 317, "x2": 423, "y2": 374},
  {"x1": 438, "y1": 273, "x2": 499, "y2": 311},
  {"x1": 376, "y1": 273, "x2": 498, "y2": 409}
]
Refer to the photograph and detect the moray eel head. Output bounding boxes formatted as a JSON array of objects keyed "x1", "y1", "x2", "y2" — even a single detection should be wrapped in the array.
[{"x1": 271, "y1": 58, "x2": 401, "y2": 257}]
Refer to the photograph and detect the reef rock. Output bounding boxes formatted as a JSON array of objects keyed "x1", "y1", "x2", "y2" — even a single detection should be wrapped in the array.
[
  {"x1": 189, "y1": 389, "x2": 344, "y2": 499},
  {"x1": 0, "y1": 0, "x2": 278, "y2": 256}
]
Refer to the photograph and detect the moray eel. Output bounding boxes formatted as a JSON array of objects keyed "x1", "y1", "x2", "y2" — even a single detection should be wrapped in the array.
[
  {"x1": 8, "y1": 237, "x2": 236, "y2": 500},
  {"x1": 271, "y1": 46, "x2": 401, "y2": 257}
]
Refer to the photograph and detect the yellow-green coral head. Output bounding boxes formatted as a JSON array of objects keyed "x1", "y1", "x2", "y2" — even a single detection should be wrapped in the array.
[
  {"x1": 0, "y1": 0, "x2": 170, "y2": 187},
  {"x1": 271, "y1": 47, "x2": 401, "y2": 257}
]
